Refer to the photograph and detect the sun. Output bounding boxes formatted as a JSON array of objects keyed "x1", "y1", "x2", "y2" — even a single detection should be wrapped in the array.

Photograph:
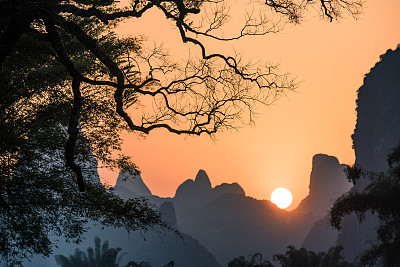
[{"x1": 271, "y1": 188, "x2": 293, "y2": 209}]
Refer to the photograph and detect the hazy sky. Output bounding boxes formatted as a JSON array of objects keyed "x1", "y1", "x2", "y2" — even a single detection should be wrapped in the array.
[{"x1": 100, "y1": 0, "x2": 400, "y2": 209}]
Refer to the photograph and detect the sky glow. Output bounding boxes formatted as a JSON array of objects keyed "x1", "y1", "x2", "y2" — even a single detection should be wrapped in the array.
[{"x1": 99, "y1": 0, "x2": 400, "y2": 208}]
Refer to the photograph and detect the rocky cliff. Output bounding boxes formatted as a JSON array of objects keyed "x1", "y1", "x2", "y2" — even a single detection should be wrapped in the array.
[
  {"x1": 295, "y1": 154, "x2": 352, "y2": 217},
  {"x1": 337, "y1": 46, "x2": 400, "y2": 261}
]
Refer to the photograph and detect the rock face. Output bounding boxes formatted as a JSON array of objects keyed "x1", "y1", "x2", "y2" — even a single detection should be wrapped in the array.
[
  {"x1": 352, "y1": 47, "x2": 400, "y2": 172},
  {"x1": 159, "y1": 201, "x2": 178, "y2": 229},
  {"x1": 296, "y1": 154, "x2": 351, "y2": 254},
  {"x1": 302, "y1": 216, "x2": 339, "y2": 253},
  {"x1": 113, "y1": 168, "x2": 152, "y2": 198},
  {"x1": 337, "y1": 46, "x2": 400, "y2": 261},
  {"x1": 295, "y1": 154, "x2": 352, "y2": 216}
]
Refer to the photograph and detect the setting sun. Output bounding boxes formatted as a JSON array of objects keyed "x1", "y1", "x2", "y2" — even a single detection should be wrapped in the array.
[{"x1": 271, "y1": 188, "x2": 293, "y2": 209}]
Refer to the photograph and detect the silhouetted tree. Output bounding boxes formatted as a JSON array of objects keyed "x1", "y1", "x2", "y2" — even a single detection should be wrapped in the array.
[
  {"x1": 0, "y1": 97, "x2": 166, "y2": 265},
  {"x1": 1, "y1": 0, "x2": 363, "y2": 265},
  {"x1": 124, "y1": 261, "x2": 152, "y2": 267},
  {"x1": 55, "y1": 236, "x2": 124, "y2": 267},
  {"x1": 272, "y1": 245, "x2": 354, "y2": 267},
  {"x1": 273, "y1": 246, "x2": 318, "y2": 267},
  {"x1": 123, "y1": 259, "x2": 174, "y2": 267},
  {"x1": 228, "y1": 252, "x2": 273, "y2": 267},
  {"x1": 319, "y1": 246, "x2": 354, "y2": 267},
  {"x1": 55, "y1": 236, "x2": 165, "y2": 267},
  {"x1": 330, "y1": 144, "x2": 400, "y2": 266}
]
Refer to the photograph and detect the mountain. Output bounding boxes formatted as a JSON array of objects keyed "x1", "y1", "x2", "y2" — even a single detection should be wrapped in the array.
[
  {"x1": 113, "y1": 159, "x2": 354, "y2": 266},
  {"x1": 112, "y1": 168, "x2": 152, "y2": 198},
  {"x1": 174, "y1": 163, "x2": 351, "y2": 264},
  {"x1": 177, "y1": 192, "x2": 317, "y2": 265},
  {"x1": 115, "y1": 167, "x2": 344, "y2": 265},
  {"x1": 336, "y1": 46, "x2": 400, "y2": 261},
  {"x1": 295, "y1": 154, "x2": 352, "y2": 217},
  {"x1": 297, "y1": 154, "x2": 352, "y2": 252},
  {"x1": 174, "y1": 169, "x2": 245, "y2": 209},
  {"x1": 302, "y1": 216, "x2": 339, "y2": 253},
  {"x1": 352, "y1": 46, "x2": 400, "y2": 173}
]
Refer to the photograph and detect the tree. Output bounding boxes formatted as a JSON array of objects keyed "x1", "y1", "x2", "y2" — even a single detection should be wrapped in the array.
[
  {"x1": 55, "y1": 236, "x2": 124, "y2": 267},
  {"x1": 55, "y1": 236, "x2": 169, "y2": 267},
  {"x1": 0, "y1": 0, "x2": 363, "y2": 265},
  {"x1": 330, "y1": 144, "x2": 400, "y2": 266},
  {"x1": 228, "y1": 252, "x2": 273, "y2": 267},
  {"x1": 319, "y1": 246, "x2": 355, "y2": 267},
  {"x1": 272, "y1": 245, "x2": 354, "y2": 267},
  {"x1": 273, "y1": 245, "x2": 321, "y2": 267}
]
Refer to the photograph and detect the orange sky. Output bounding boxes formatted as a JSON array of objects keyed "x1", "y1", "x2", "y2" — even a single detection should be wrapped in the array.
[{"x1": 100, "y1": 0, "x2": 400, "y2": 209}]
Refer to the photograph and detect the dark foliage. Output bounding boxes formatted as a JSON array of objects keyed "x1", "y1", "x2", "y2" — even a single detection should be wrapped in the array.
[
  {"x1": 273, "y1": 245, "x2": 355, "y2": 267},
  {"x1": 55, "y1": 236, "x2": 174, "y2": 267},
  {"x1": 124, "y1": 261, "x2": 174, "y2": 267},
  {"x1": 228, "y1": 246, "x2": 355, "y2": 267},
  {"x1": 330, "y1": 144, "x2": 400, "y2": 266},
  {"x1": 228, "y1": 252, "x2": 273, "y2": 267},
  {"x1": 55, "y1": 236, "x2": 124, "y2": 267}
]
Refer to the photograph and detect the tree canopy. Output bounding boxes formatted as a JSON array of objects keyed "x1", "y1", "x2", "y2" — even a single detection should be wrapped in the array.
[
  {"x1": 55, "y1": 236, "x2": 173, "y2": 267},
  {"x1": 0, "y1": 0, "x2": 363, "y2": 265},
  {"x1": 228, "y1": 252, "x2": 273, "y2": 267},
  {"x1": 330, "y1": 144, "x2": 400, "y2": 266},
  {"x1": 273, "y1": 245, "x2": 355, "y2": 267},
  {"x1": 228, "y1": 246, "x2": 355, "y2": 267}
]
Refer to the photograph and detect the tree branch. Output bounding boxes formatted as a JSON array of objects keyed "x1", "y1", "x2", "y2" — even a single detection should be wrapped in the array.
[
  {"x1": 44, "y1": 19, "x2": 85, "y2": 192},
  {"x1": 59, "y1": 3, "x2": 154, "y2": 24}
]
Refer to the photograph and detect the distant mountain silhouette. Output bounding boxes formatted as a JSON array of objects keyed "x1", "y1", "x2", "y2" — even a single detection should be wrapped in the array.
[
  {"x1": 296, "y1": 154, "x2": 352, "y2": 217},
  {"x1": 115, "y1": 168, "x2": 349, "y2": 265},
  {"x1": 177, "y1": 191, "x2": 318, "y2": 265},
  {"x1": 336, "y1": 46, "x2": 400, "y2": 261},
  {"x1": 174, "y1": 169, "x2": 245, "y2": 209},
  {"x1": 296, "y1": 154, "x2": 351, "y2": 253},
  {"x1": 109, "y1": 161, "x2": 356, "y2": 266},
  {"x1": 112, "y1": 168, "x2": 152, "y2": 198}
]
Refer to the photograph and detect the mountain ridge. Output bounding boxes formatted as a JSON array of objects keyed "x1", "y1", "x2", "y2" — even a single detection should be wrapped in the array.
[{"x1": 113, "y1": 155, "x2": 351, "y2": 265}]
